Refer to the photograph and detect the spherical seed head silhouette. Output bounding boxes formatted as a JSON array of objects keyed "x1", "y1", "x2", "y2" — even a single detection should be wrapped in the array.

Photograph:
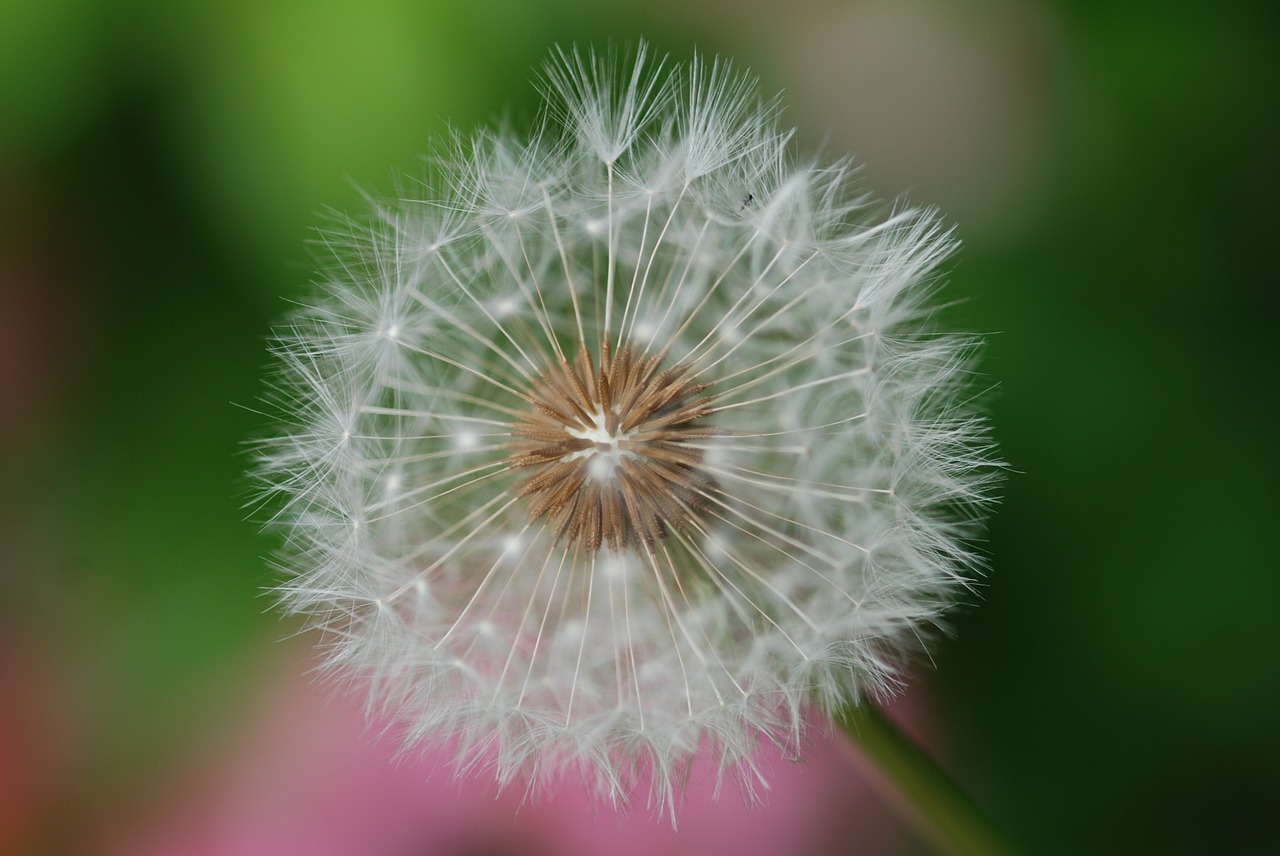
[{"x1": 256, "y1": 43, "x2": 998, "y2": 812}]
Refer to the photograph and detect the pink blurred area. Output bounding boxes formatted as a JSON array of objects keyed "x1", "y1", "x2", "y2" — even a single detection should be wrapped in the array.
[{"x1": 99, "y1": 645, "x2": 909, "y2": 856}]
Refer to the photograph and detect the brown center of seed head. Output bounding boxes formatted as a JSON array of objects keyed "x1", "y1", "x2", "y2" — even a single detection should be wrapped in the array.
[{"x1": 506, "y1": 341, "x2": 719, "y2": 552}]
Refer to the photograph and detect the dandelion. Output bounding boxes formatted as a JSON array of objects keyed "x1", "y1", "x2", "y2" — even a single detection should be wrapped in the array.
[{"x1": 256, "y1": 44, "x2": 997, "y2": 816}]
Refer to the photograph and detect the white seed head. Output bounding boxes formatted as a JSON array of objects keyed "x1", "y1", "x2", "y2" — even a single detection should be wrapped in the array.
[{"x1": 255, "y1": 43, "x2": 998, "y2": 813}]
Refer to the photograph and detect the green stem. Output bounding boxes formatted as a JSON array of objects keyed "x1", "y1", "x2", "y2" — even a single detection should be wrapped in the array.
[{"x1": 838, "y1": 702, "x2": 1016, "y2": 856}]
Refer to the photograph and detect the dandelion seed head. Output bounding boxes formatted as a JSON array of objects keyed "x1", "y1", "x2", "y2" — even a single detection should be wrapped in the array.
[{"x1": 255, "y1": 42, "x2": 998, "y2": 814}]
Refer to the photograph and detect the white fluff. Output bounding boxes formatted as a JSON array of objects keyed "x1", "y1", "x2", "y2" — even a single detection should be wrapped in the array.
[{"x1": 255, "y1": 43, "x2": 998, "y2": 815}]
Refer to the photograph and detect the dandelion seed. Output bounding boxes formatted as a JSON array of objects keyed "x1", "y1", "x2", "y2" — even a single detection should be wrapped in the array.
[{"x1": 256, "y1": 43, "x2": 997, "y2": 814}]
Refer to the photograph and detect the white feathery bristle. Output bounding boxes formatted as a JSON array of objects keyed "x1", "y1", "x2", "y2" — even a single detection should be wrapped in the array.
[{"x1": 254, "y1": 42, "x2": 998, "y2": 817}]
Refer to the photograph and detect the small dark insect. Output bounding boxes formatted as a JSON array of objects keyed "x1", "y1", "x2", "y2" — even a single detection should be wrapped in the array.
[{"x1": 740, "y1": 192, "x2": 755, "y2": 210}]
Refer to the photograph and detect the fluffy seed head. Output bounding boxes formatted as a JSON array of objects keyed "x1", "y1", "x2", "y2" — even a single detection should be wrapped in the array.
[{"x1": 255, "y1": 43, "x2": 998, "y2": 813}]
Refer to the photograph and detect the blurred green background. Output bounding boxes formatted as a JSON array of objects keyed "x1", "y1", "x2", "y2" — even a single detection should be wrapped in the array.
[{"x1": 2, "y1": 0, "x2": 1277, "y2": 853}]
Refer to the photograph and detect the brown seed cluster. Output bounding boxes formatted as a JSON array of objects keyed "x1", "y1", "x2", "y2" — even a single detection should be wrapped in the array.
[{"x1": 507, "y1": 342, "x2": 719, "y2": 552}]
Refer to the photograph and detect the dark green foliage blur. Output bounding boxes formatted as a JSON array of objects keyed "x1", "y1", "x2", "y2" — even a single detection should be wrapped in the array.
[{"x1": 2, "y1": 1, "x2": 1276, "y2": 854}]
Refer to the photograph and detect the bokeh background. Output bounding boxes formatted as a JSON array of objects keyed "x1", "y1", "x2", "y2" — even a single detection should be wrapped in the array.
[{"x1": 3, "y1": 1, "x2": 1277, "y2": 854}]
